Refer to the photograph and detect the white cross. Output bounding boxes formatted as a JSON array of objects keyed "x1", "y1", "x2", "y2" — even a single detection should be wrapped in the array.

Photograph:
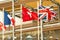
[{"x1": 27, "y1": 12, "x2": 32, "y2": 18}]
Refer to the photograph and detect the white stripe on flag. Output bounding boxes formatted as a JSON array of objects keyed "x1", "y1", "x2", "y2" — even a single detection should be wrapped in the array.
[
  {"x1": 40, "y1": 12, "x2": 47, "y2": 19},
  {"x1": 7, "y1": 14, "x2": 15, "y2": 26},
  {"x1": 7, "y1": 15, "x2": 12, "y2": 19}
]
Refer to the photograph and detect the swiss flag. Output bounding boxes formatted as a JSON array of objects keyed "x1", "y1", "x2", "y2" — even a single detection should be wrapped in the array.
[{"x1": 22, "y1": 6, "x2": 38, "y2": 22}]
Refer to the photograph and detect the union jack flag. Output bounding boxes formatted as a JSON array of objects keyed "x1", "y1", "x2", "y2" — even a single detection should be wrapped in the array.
[{"x1": 39, "y1": 8, "x2": 56, "y2": 22}]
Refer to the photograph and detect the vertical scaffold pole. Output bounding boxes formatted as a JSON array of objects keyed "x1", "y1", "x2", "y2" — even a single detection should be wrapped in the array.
[{"x1": 12, "y1": 0, "x2": 15, "y2": 40}]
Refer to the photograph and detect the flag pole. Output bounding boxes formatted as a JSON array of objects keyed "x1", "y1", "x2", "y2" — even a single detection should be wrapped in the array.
[
  {"x1": 12, "y1": 0, "x2": 15, "y2": 40},
  {"x1": 37, "y1": 2, "x2": 40, "y2": 40},
  {"x1": 2, "y1": 8, "x2": 4, "y2": 40},
  {"x1": 20, "y1": 4, "x2": 23, "y2": 40},
  {"x1": 40, "y1": 0, "x2": 42, "y2": 5},
  {"x1": 40, "y1": 19, "x2": 43, "y2": 40},
  {"x1": 40, "y1": 0, "x2": 44, "y2": 40}
]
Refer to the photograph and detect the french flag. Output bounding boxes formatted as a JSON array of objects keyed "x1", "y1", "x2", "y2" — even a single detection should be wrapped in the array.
[
  {"x1": 0, "y1": 11, "x2": 15, "y2": 30},
  {"x1": 4, "y1": 11, "x2": 15, "y2": 26}
]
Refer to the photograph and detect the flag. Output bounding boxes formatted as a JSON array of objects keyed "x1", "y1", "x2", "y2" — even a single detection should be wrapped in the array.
[
  {"x1": 0, "y1": 11, "x2": 15, "y2": 30},
  {"x1": 46, "y1": 8, "x2": 56, "y2": 20},
  {"x1": 39, "y1": 8, "x2": 48, "y2": 22},
  {"x1": 39, "y1": 12, "x2": 48, "y2": 22},
  {"x1": 39, "y1": 8, "x2": 56, "y2": 21},
  {"x1": 4, "y1": 11, "x2": 15, "y2": 26},
  {"x1": 22, "y1": 6, "x2": 32, "y2": 22},
  {"x1": 22, "y1": 6, "x2": 38, "y2": 22}
]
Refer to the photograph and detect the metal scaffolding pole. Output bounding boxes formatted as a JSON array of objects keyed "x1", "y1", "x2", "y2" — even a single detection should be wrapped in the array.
[
  {"x1": 2, "y1": 8, "x2": 4, "y2": 40},
  {"x1": 58, "y1": 5, "x2": 60, "y2": 20},
  {"x1": 40, "y1": 19, "x2": 43, "y2": 40},
  {"x1": 12, "y1": 0, "x2": 15, "y2": 40},
  {"x1": 40, "y1": 0, "x2": 44, "y2": 40},
  {"x1": 37, "y1": 2, "x2": 40, "y2": 40},
  {"x1": 20, "y1": 4, "x2": 23, "y2": 40}
]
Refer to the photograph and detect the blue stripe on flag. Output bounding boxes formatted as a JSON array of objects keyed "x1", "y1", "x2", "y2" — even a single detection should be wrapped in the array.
[{"x1": 4, "y1": 11, "x2": 11, "y2": 25}]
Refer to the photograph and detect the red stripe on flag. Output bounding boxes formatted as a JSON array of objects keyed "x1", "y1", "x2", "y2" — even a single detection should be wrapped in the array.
[{"x1": 11, "y1": 18, "x2": 15, "y2": 25}]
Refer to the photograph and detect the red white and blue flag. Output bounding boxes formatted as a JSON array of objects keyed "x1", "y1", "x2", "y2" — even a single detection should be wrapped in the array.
[
  {"x1": 0, "y1": 11, "x2": 15, "y2": 30},
  {"x1": 39, "y1": 8, "x2": 56, "y2": 21},
  {"x1": 4, "y1": 11, "x2": 15, "y2": 26}
]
